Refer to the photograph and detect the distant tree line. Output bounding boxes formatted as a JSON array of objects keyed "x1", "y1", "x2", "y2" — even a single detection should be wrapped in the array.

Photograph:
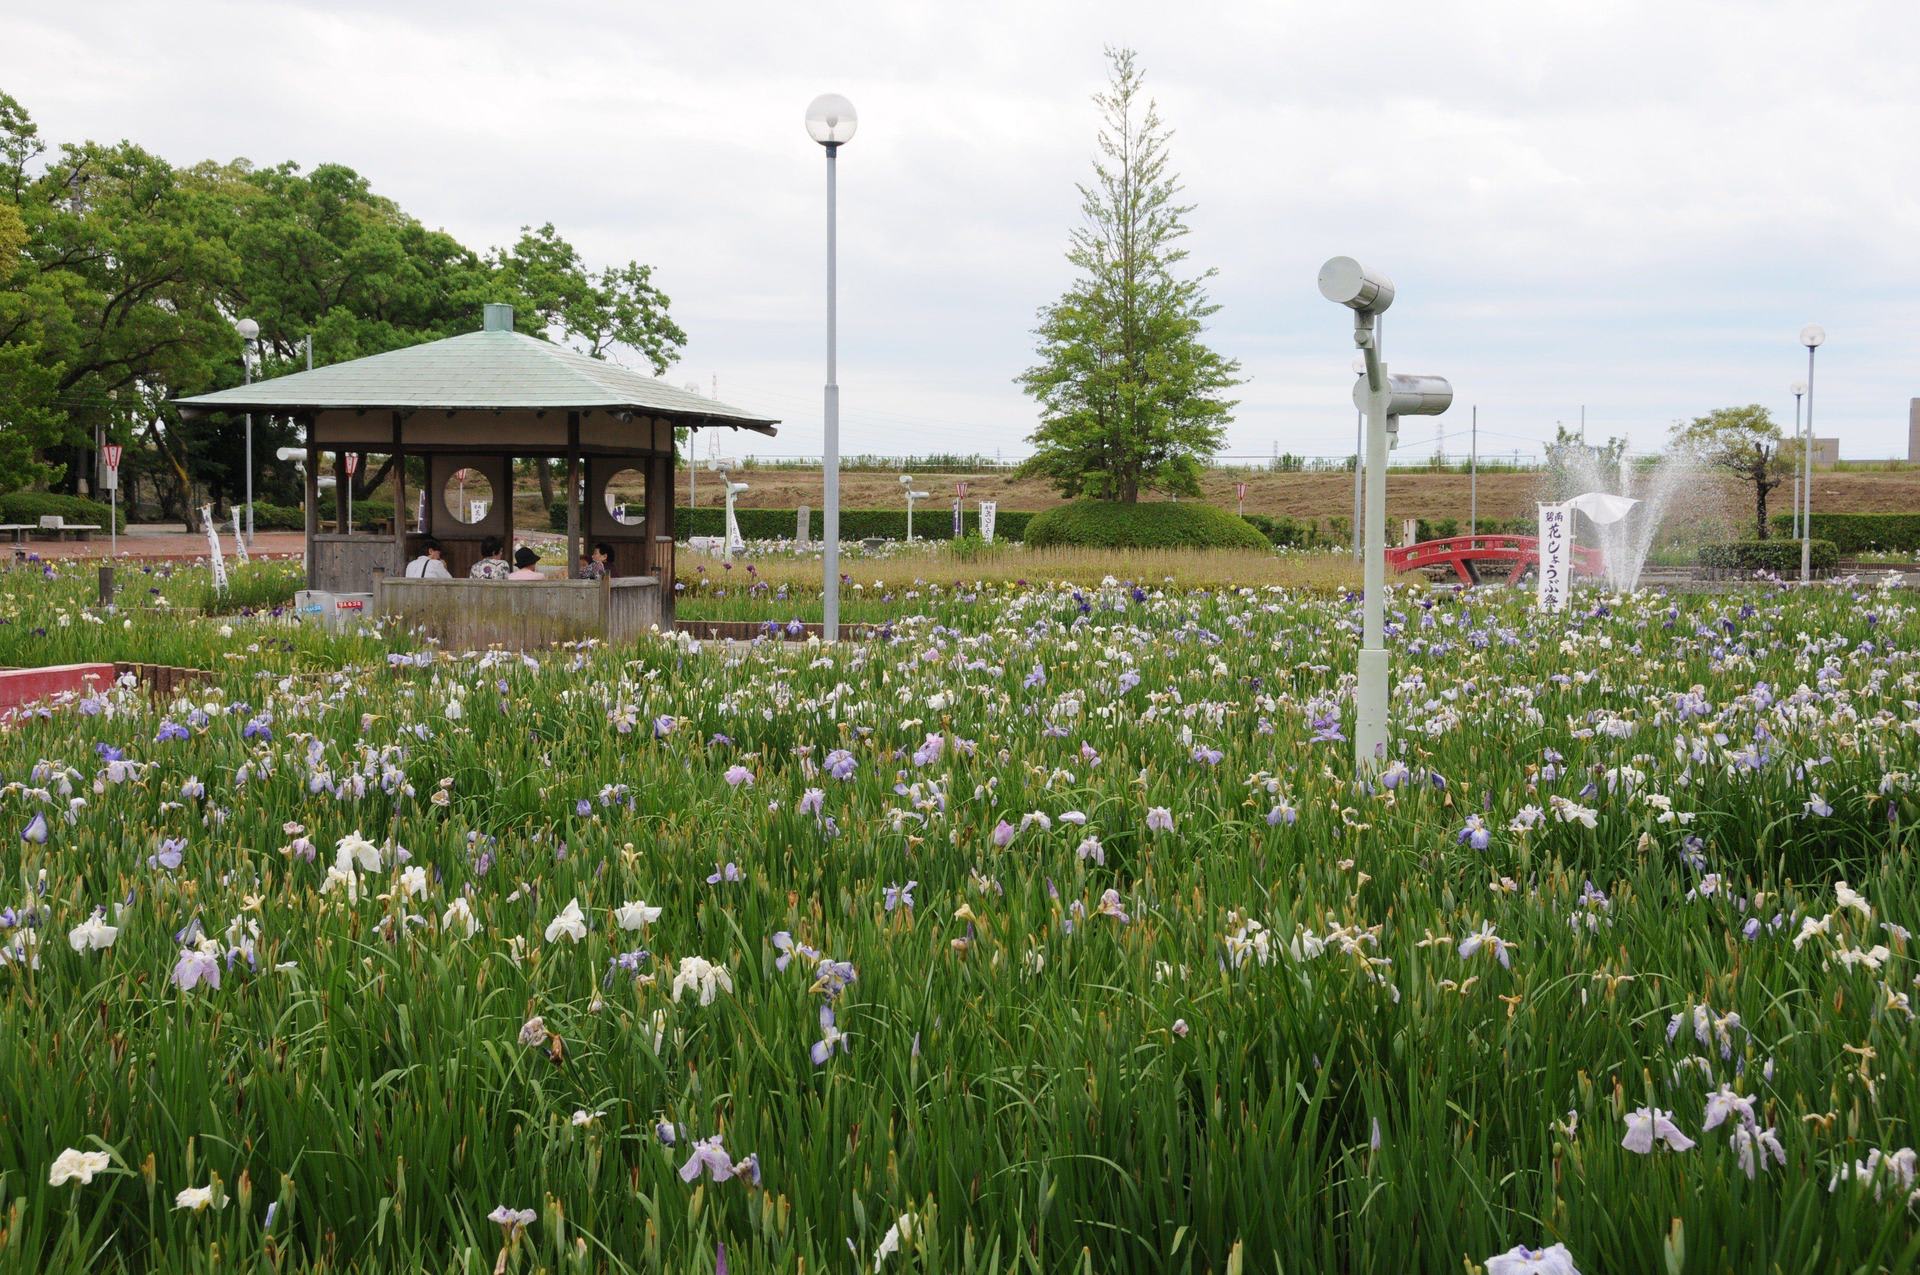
[{"x1": 0, "y1": 90, "x2": 685, "y2": 526}]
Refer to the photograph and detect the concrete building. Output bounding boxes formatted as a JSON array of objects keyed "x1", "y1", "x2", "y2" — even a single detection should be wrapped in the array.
[{"x1": 1812, "y1": 437, "x2": 1840, "y2": 466}]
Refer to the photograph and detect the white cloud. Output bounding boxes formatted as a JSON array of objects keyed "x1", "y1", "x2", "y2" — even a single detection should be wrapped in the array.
[{"x1": 6, "y1": 0, "x2": 1917, "y2": 460}]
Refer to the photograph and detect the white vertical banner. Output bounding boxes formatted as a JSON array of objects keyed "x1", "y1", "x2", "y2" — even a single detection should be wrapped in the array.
[
  {"x1": 724, "y1": 505, "x2": 744, "y2": 553},
  {"x1": 1537, "y1": 503, "x2": 1570, "y2": 612},
  {"x1": 232, "y1": 508, "x2": 249, "y2": 564},
  {"x1": 978, "y1": 500, "x2": 997, "y2": 544},
  {"x1": 203, "y1": 505, "x2": 229, "y2": 594}
]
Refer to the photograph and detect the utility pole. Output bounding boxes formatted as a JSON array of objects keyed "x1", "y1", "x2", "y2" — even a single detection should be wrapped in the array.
[{"x1": 1470, "y1": 405, "x2": 1478, "y2": 535}]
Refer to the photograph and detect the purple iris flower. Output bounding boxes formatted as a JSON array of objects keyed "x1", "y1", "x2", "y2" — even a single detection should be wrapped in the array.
[
  {"x1": 707, "y1": 862, "x2": 743, "y2": 885},
  {"x1": 21, "y1": 813, "x2": 48, "y2": 845},
  {"x1": 825, "y1": 749, "x2": 857, "y2": 781},
  {"x1": 883, "y1": 881, "x2": 916, "y2": 912},
  {"x1": 798, "y1": 788, "x2": 825, "y2": 817},
  {"x1": 148, "y1": 838, "x2": 186, "y2": 870},
  {"x1": 1310, "y1": 712, "x2": 1345, "y2": 743},
  {"x1": 810, "y1": 1003, "x2": 848, "y2": 1065},
  {"x1": 154, "y1": 720, "x2": 189, "y2": 743},
  {"x1": 1456, "y1": 816, "x2": 1491, "y2": 851},
  {"x1": 95, "y1": 743, "x2": 125, "y2": 762}
]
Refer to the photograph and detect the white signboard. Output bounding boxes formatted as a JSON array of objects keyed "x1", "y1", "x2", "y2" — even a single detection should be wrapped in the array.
[
  {"x1": 978, "y1": 500, "x2": 997, "y2": 544},
  {"x1": 1537, "y1": 503, "x2": 1570, "y2": 612}
]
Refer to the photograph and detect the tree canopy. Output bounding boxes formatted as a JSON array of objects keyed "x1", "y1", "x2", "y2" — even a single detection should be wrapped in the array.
[
  {"x1": 0, "y1": 90, "x2": 688, "y2": 522},
  {"x1": 1016, "y1": 48, "x2": 1239, "y2": 504},
  {"x1": 1670, "y1": 403, "x2": 1786, "y2": 539}
]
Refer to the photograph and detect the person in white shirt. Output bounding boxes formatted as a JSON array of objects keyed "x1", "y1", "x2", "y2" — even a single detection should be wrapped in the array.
[{"x1": 404, "y1": 538, "x2": 452, "y2": 579}]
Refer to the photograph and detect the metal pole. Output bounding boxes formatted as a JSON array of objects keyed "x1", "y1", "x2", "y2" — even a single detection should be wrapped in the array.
[
  {"x1": 822, "y1": 142, "x2": 842, "y2": 641},
  {"x1": 305, "y1": 334, "x2": 313, "y2": 371},
  {"x1": 1801, "y1": 347, "x2": 1815, "y2": 583},
  {"x1": 1356, "y1": 351, "x2": 1391, "y2": 773},
  {"x1": 243, "y1": 343, "x2": 254, "y2": 546},
  {"x1": 1469, "y1": 405, "x2": 1477, "y2": 535},
  {"x1": 1351, "y1": 409, "x2": 1363, "y2": 556}
]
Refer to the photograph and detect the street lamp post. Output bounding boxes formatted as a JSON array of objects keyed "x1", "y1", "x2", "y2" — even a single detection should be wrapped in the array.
[
  {"x1": 235, "y1": 318, "x2": 260, "y2": 546},
  {"x1": 1799, "y1": 325, "x2": 1824, "y2": 583},
  {"x1": 806, "y1": 93, "x2": 857, "y2": 641},
  {"x1": 1350, "y1": 355, "x2": 1365, "y2": 557},
  {"x1": 1789, "y1": 381, "x2": 1806, "y2": 539},
  {"x1": 1319, "y1": 257, "x2": 1451, "y2": 776}
]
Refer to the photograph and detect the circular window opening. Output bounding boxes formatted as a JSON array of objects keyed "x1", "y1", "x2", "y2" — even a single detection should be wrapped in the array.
[
  {"x1": 444, "y1": 468, "x2": 494, "y2": 525},
  {"x1": 604, "y1": 467, "x2": 647, "y2": 526}
]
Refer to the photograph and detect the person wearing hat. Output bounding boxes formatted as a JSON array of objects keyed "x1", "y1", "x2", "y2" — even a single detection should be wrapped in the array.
[{"x1": 507, "y1": 546, "x2": 545, "y2": 580}]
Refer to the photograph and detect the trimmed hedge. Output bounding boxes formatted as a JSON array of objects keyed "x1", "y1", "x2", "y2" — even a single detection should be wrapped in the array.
[
  {"x1": 247, "y1": 501, "x2": 306, "y2": 531},
  {"x1": 0, "y1": 492, "x2": 124, "y2": 533},
  {"x1": 1025, "y1": 501, "x2": 1271, "y2": 550},
  {"x1": 1700, "y1": 539, "x2": 1839, "y2": 573},
  {"x1": 1242, "y1": 513, "x2": 1325, "y2": 548},
  {"x1": 1767, "y1": 512, "x2": 1920, "y2": 554},
  {"x1": 562, "y1": 504, "x2": 1036, "y2": 544}
]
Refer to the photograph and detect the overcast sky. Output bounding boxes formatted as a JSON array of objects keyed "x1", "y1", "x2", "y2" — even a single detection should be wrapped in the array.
[{"x1": 7, "y1": 1, "x2": 1918, "y2": 462}]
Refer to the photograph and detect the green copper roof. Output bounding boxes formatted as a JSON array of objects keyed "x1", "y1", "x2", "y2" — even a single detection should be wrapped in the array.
[{"x1": 176, "y1": 322, "x2": 777, "y2": 433}]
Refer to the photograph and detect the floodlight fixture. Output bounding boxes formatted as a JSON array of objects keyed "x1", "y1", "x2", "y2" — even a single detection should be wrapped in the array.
[
  {"x1": 1800, "y1": 323, "x2": 1825, "y2": 349},
  {"x1": 1317, "y1": 257, "x2": 1395, "y2": 316},
  {"x1": 234, "y1": 317, "x2": 260, "y2": 341},
  {"x1": 1352, "y1": 373, "x2": 1454, "y2": 417}
]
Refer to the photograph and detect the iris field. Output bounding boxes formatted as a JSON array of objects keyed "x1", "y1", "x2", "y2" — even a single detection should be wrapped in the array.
[{"x1": 1, "y1": 558, "x2": 1918, "y2": 1273}]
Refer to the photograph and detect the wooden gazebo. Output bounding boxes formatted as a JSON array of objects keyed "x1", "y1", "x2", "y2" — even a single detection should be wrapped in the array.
[{"x1": 176, "y1": 303, "x2": 777, "y2": 643}]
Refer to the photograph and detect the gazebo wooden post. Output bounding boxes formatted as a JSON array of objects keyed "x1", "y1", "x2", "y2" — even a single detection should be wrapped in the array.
[
  {"x1": 303, "y1": 416, "x2": 319, "y2": 589},
  {"x1": 565, "y1": 412, "x2": 581, "y2": 579},
  {"x1": 391, "y1": 411, "x2": 406, "y2": 575}
]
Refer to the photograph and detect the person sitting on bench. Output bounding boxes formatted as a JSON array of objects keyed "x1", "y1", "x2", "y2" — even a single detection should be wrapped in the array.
[{"x1": 404, "y1": 537, "x2": 452, "y2": 579}]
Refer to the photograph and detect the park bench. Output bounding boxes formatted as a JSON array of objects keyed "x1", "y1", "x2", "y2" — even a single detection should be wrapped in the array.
[
  {"x1": 36, "y1": 516, "x2": 101, "y2": 542},
  {"x1": 0, "y1": 524, "x2": 35, "y2": 545}
]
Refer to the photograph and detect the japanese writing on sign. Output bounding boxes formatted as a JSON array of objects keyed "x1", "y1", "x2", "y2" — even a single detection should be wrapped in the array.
[{"x1": 1537, "y1": 503, "x2": 1570, "y2": 612}]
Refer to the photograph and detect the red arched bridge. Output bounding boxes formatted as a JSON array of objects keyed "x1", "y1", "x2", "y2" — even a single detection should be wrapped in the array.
[{"x1": 1384, "y1": 533, "x2": 1604, "y2": 586}]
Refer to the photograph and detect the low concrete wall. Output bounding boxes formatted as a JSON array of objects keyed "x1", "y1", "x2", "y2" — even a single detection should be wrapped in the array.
[{"x1": 374, "y1": 575, "x2": 661, "y2": 648}]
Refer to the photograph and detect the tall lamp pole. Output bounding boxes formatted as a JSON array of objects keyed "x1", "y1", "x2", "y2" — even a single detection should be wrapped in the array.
[
  {"x1": 1319, "y1": 257, "x2": 1451, "y2": 775},
  {"x1": 1799, "y1": 325, "x2": 1824, "y2": 583},
  {"x1": 235, "y1": 318, "x2": 260, "y2": 546},
  {"x1": 806, "y1": 93, "x2": 857, "y2": 641}
]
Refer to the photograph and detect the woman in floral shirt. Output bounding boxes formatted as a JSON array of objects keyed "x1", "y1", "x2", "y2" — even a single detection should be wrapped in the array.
[{"x1": 469, "y1": 536, "x2": 511, "y2": 580}]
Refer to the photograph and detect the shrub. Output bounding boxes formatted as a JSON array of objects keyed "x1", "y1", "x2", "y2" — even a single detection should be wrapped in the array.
[
  {"x1": 669, "y1": 507, "x2": 1033, "y2": 544},
  {"x1": 246, "y1": 501, "x2": 306, "y2": 531},
  {"x1": 1242, "y1": 513, "x2": 1324, "y2": 548},
  {"x1": 1024, "y1": 501, "x2": 1271, "y2": 551},
  {"x1": 1766, "y1": 512, "x2": 1920, "y2": 554},
  {"x1": 0, "y1": 491, "x2": 124, "y2": 533},
  {"x1": 1700, "y1": 539, "x2": 1839, "y2": 573}
]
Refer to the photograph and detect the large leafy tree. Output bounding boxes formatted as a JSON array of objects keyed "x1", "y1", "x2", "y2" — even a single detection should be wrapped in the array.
[
  {"x1": 1671, "y1": 404, "x2": 1786, "y2": 539},
  {"x1": 1017, "y1": 47, "x2": 1239, "y2": 503},
  {"x1": 0, "y1": 90, "x2": 688, "y2": 521}
]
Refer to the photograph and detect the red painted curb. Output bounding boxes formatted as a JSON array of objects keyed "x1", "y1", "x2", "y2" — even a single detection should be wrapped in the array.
[{"x1": 0, "y1": 663, "x2": 118, "y2": 715}]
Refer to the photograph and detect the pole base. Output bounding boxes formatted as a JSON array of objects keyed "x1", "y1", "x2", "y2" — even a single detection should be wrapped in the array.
[{"x1": 1354, "y1": 647, "x2": 1389, "y2": 773}]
